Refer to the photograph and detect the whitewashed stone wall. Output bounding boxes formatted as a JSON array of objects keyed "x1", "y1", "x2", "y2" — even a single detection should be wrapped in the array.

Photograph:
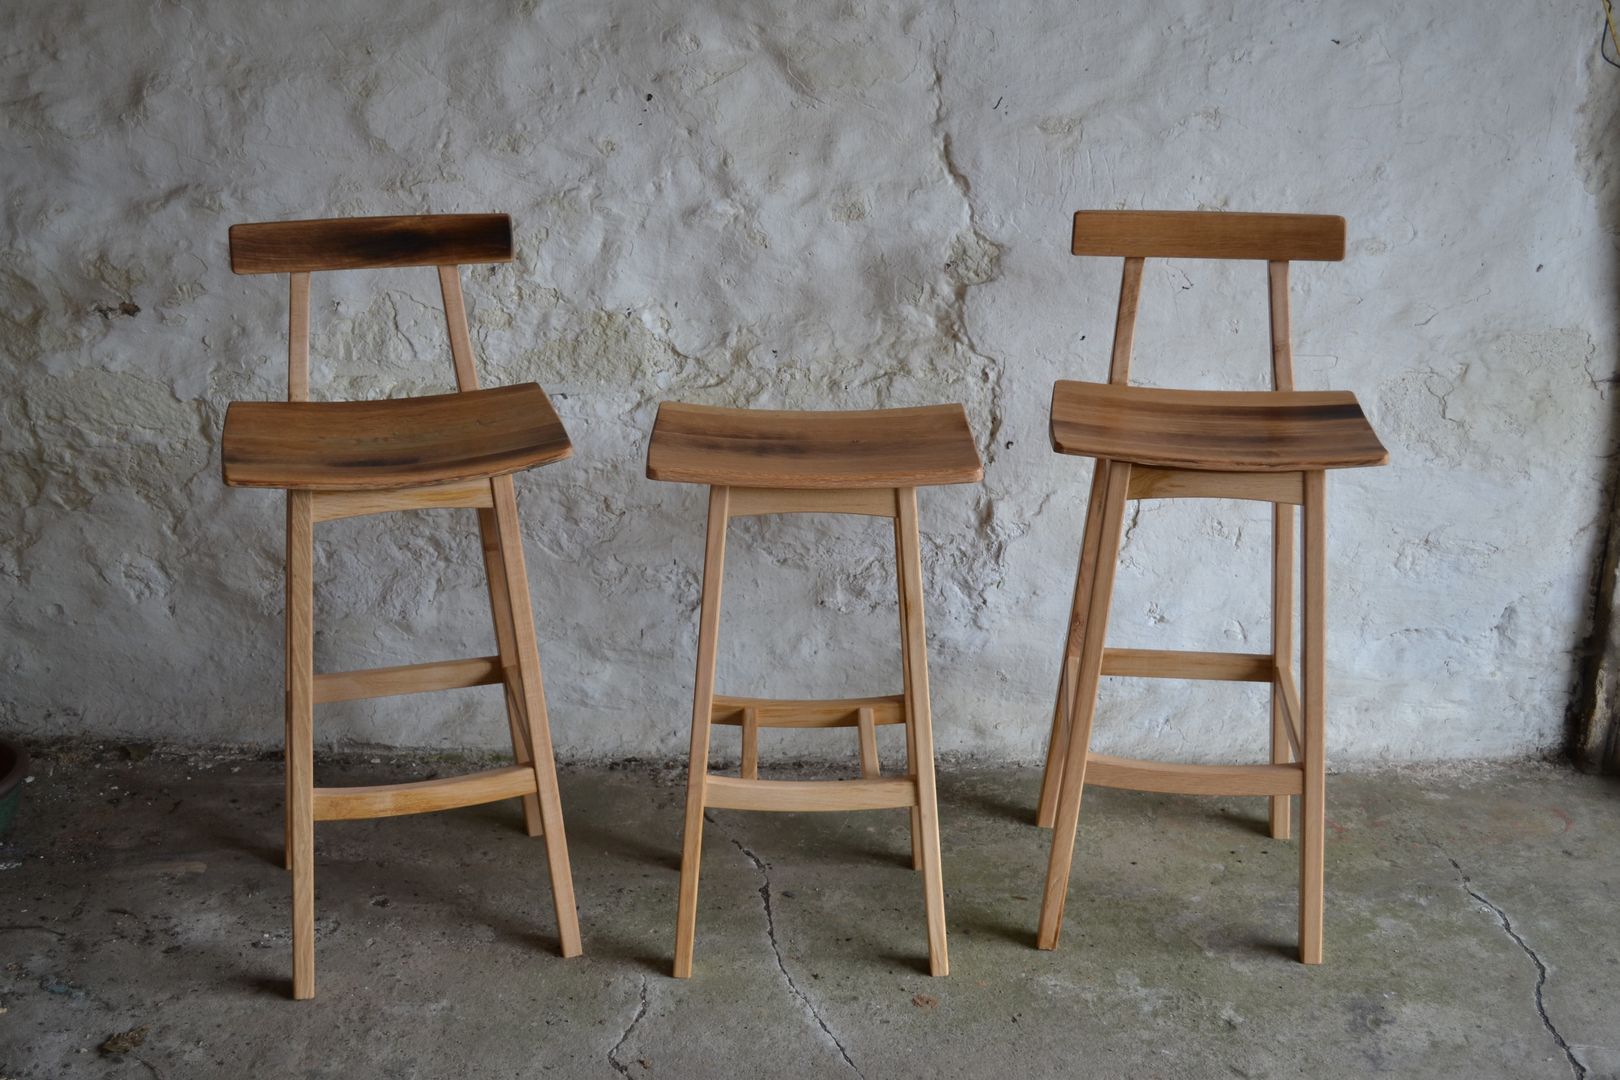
[{"x1": 3, "y1": 0, "x2": 1616, "y2": 763}]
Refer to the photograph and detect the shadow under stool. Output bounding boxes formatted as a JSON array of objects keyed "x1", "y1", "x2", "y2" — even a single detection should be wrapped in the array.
[
  {"x1": 1033, "y1": 211, "x2": 1389, "y2": 963},
  {"x1": 646, "y1": 402, "x2": 983, "y2": 978},
  {"x1": 221, "y1": 214, "x2": 582, "y2": 998}
]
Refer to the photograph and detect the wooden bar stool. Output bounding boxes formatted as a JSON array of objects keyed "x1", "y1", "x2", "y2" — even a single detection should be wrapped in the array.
[
  {"x1": 1034, "y1": 211, "x2": 1388, "y2": 963},
  {"x1": 221, "y1": 214, "x2": 583, "y2": 998},
  {"x1": 646, "y1": 402, "x2": 983, "y2": 978}
]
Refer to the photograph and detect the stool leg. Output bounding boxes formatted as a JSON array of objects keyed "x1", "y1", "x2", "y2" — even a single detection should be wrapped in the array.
[
  {"x1": 1037, "y1": 460, "x2": 1131, "y2": 951},
  {"x1": 1300, "y1": 472, "x2": 1327, "y2": 963},
  {"x1": 896, "y1": 487, "x2": 948, "y2": 976},
  {"x1": 1037, "y1": 460, "x2": 1111, "y2": 828},
  {"x1": 285, "y1": 490, "x2": 316, "y2": 999},
  {"x1": 283, "y1": 621, "x2": 294, "y2": 872},
  {"x1": 1269, "y1": 502, "x2": 1295, "y2": 841},
  {"x1": 674, "y1": 486, "x2": 730, "y2": 979},
  {"x1": 893, "y1": 515, "x2": 923, "y2": 871},
  {"x1": 489, "y1": 476, "x2": 582, "y2": 958},
  {"x1": 477, "y1": 505, "x2": 543, "y2": 836}
]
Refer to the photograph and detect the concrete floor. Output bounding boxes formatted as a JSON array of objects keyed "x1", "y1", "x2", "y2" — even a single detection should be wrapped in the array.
[{"x1": 0, "y1": 746, "x2": 1615, "y2": 1079}]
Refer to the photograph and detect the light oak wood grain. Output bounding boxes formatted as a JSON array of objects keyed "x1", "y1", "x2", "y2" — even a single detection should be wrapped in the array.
[
  {"x1": 1037, "y1": 460, "x2": 1131, "y2": 951},
  {"x1": 1083, "y1": 756, "x2": 1304, "y2": 797},
  {"x1": 674, "y1": 486, "x2": 730, "y2": 979},
  {"x1": 313, "y1": 766, "x2": 538, "y2": 821},
  {"x1": 286, "y1": 489, "x2": 315, "y2": 1000},
  {"x1": 310, "y1": 479, "x2": 494, "y2": 522},
  {"x1": 726, "y1": 486, "x2": 898, "y2": 518},
  {"x1": 709, "y1": 694, "x2": 906, "y2": 727},
  {"x1": 313, "y1": 656, "x2": 502, "y2": 704},
  {"x1": 1127, "y1": 466, "x2": 1304, "y2": 504},
  {"x1": 704, "y1": 776, "x2": 918, "y2": 812}
]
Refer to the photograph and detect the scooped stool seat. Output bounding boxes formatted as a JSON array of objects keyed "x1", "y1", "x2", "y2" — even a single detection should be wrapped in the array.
[
  {"x1": 1049, "y1": 383, "x2": 1386, "y2": 473},
  {"x1": 649, "y1": 400, "x2": 982, "y2": 979},
  {"x1": 222, "y1": 383, "x2": 571, "y2": 491},
  {"x1": 646, "y1": 402, "x2": 983, "y2": 488}
]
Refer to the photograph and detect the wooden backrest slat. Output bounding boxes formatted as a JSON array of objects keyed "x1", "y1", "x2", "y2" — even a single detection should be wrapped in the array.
[
  {"x1": 230, "y1": 214, "x2": 513, "y2": 275},
  {"x1": 1072, "y1": 211, "x2": 1345, "y2": 262}
]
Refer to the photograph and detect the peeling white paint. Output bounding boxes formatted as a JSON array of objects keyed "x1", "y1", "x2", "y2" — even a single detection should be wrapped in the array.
[{"x1": 2, "y1": 1, "x2": 1616, "y2": 763}]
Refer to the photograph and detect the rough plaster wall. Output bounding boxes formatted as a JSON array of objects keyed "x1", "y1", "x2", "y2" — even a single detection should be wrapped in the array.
[{"x1": 2, "y1": 1, "x2": 1616, "y2": 763}]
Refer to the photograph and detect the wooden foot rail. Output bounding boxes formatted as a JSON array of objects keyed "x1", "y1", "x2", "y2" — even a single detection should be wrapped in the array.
[
  {"x1": 1082, "y1": 755, "x2": 1303, "y2": 797},
  {"x1": 313, "y1": 766, "x2": 539, "y2": 821},
  {"x1": 313, "y1": 656, "x2": 504, "y2": 704},
  {"x1": 703, "y1": 775, "x2": 920, "y2": 812}
]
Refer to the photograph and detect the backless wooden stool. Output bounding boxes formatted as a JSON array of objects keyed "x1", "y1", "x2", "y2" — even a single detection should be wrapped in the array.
[
  {"x1": 221, "y1": 214, "x2": 582, "y2": 998},
  {"x1": 647, "y1": 403, "x2": 983, "y2": 978},
  {"x1": 1034, "y1": 211, "x2": 1388, "y2": 963}
]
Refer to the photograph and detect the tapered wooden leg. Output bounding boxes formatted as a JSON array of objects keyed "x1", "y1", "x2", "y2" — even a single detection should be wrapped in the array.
[
  {"x1": 894, "y1": 515, "x2": 923, "y2": 871},
  {"x1": 896, "y1": 487, "x2": 948, "y2": 976},
  {"x1": 1269, "y1": 502, "x2": 1296, "y2": 841},
  {"x1": 490, "y1": 476, "x2": 582, "y2": 958},
  {"x1": 674, "y1": 486, "x2": 730, "y2": 979},
  {"x1": 1037, "y1": 462, "x2": 1111, "y2": 828},
  {"x1": 286, "y1": 490, "x2": 316, "y2": 1000},
  {"x1": 284, "y1": 591, "x2": 294, "y2": 870},
  {"x1": 1037, "y1": 460, "x2": 1131, "y2": 951},
  {"x1": 1299, "y1": 472, "x2": 1327, "y2": 964},
  {"x1": 477, "y1": 504, "x2": 543, "y2": 836}
]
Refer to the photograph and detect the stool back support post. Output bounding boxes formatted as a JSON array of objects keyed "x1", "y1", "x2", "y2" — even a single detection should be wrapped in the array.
[
  {"x1": 1108, "y1": 257, "x2": 1144, "y2": 385},
  {"x1": 1268, "y1": 258, "x2": 1298, "y2": 840},
  {"x1": 438, "y1": 260, "x2": 548, "y2": 836}
]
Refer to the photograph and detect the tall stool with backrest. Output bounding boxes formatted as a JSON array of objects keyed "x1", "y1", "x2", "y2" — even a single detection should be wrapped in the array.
[
  {"x1": 1034, "y1": 211, "x2": 1388, "y2": 963},
  {"x1": 647, "y1": 403, "x2": 983, "y2": 978},
  {"x1": 221, "y1": 214, "x2": 583, "y2": 998}
]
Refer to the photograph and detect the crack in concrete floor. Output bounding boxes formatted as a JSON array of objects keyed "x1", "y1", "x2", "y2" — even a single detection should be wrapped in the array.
[
  {"x1": 1435, "y1": 844, "x2": 1587, "y2": 1080},
  {"x1": 606, "y1": 974, "x2": 649, "y2": 1078},
  {"x1": 709, "y1": 812, "x2": 867, "y2": 1079}
]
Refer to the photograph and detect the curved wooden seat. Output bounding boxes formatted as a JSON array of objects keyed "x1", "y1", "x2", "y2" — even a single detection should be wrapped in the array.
[
  {"x1": 1050, "y1": 381, "x2": 1387, "y2": 472},
  {"x1": 645, "y1": 402, "x2": 983, "y2": 489},
  {"x1": 222, "y1": 382, "x2": 570, "y2": 491}
]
